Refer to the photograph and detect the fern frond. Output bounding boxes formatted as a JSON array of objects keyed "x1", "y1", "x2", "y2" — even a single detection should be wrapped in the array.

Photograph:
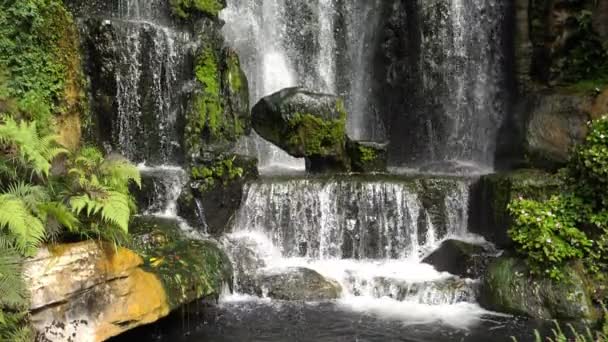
[
  {"x1": 38, "y1": 202, "x2": 79, "y2": 233},
  {"x1": 0, "y1": 242, "x2": 28, "y2": 310},
  {"x1": 100, "y1": 157, "x2": 142, "y2": 191},
  {"x1": 0, "y1": 196, "x2": 45, "y2": 256},
  {"x1": 0, "y1": 117, "x2": 65, "y2": 178},
  {"x1": 100, "y1": 191, "x2": 132, "y2": 233}
]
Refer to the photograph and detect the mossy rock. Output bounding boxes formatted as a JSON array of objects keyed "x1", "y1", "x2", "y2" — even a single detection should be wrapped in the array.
[
  {"x1": 185, "y1": 41, "x2": 250, "y2": 160},
  {"x1": 178, "y1": 154, "x2": 258, "y2": 235},
  {"x1": 470, "y1": 169, "x2": 561, "y2": 247},
  {"x1": 129, "y1": 216, "x2": 233, "y2": 309},
  {"x1": 480, "y1": 256, "x2": 597, "y2": 320},
  {"x1": 348, "y1": 140, "x2": 388, "y2": 173},
  {"x1": 252, "y1": 87, "x2": 350, "y2": 173},
  {"x1": 169, "y1": 0, "x2": 226, "y2": 19}
]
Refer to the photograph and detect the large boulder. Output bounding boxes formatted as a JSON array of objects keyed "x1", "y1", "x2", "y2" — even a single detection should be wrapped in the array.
[
  {"x1": 479, "y1": 257, "x2": 597, "y2": 320},
  {"x1": 256, "y1": 267, "x2": 342, "y2": 301},
  {"x1": 422, "y1": 240, "x2": 492, "y2": 279},
  {"x1": 523, "y1": 92, "x2": 594, "y2": 169},
  {"x1": 252, "y1": 87, "x2": 350, "y2": 172},
  {"x1": 26, "y1": 216, "x2": 232, "y2": 342}
]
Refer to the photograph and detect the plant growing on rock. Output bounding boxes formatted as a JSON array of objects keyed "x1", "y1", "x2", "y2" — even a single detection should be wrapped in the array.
[{"x1": 509, "y1": 115, "x2": 608, "y2": 280}]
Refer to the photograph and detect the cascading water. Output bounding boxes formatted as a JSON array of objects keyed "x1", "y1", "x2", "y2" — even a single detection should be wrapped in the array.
[
  {"x1": 221, "y1": 0, "x2": 386, "y2": 170},
  {"x1": 76, "y1": 0, "x2": 192, "y2": 165},
  {"x1": 222, "y1": 176, "x2": 495, "y2": 327},
  {"x1": 390, "y1": 0, "x2": 508, "y2": 171}
]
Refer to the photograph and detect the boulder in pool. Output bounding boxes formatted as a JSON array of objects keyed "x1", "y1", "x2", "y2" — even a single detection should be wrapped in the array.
[
  {"x1": 422, "y1": 239, "x2": 491, "y2": 279},
  {"x1": 252, "y1": 87, "x2": 350, "y2": 172},
  {"x1": 479, "y1": 256, "x2": 597, "y2": 320},
  {"x1": 257, "y1": 267, "x2": 342, "y2": 301}
]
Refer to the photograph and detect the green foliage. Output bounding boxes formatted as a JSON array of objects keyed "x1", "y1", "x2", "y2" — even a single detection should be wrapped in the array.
[
  {"x1": 0, "y1": 115, "x2": 67, "y2": 179},
  {"x1": 191, "y1": 156, "x2": 244, "y2": 192},
  {"x1": 287, "y1": 110, "x2": 347, "y2": 157},
  {"x1": 169, "y1": 0, "x2": 225, "y2": 19},
  {"x1": 358, "y1": 146, "x2": 377, "y2": 163},
  {"x1": 509, "y1": 195, "x2": 593, "y2": 279},
  {"x1": 508, "y1": 116, "x2": 608, "y2": 280},
  {"x1": 559, "y1": 11, "x2": 608, "y2": 85},
  {"x1": 0, "y1": 0, "x2": 85, "y2": 130},
  {"x1": 65, "y1": 147, "x2": 141, "y2": 237}
]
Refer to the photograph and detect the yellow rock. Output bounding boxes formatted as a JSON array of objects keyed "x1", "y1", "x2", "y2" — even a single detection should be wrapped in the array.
[{"x1": 26, "y1": 242, "x2": 171, "y2": 342}]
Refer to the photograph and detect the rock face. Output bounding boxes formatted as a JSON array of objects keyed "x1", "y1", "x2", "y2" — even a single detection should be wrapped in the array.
[
  {"x1": 348, "y1": 141, "x2": 388, "y2": 173},
  {"x1": 469, "y1": 169, "x2": 561, "y2": 247},
  {"x1": 256, "y1": 268, "x2": 343, "y2": 301},
  {"x1": 480, "y1": 257, "x2": 597, "y2": 320},
  {"x1": 422, "y1": 240, "x2": 492, "y2": 279},
  {"x1": 252, "y1": 87, "x2": 350, "y2": 172},
  {"x1": 26, "y1": 242, "x2": 168, "y2": 342},
  {"x1": 26, "y1": 217, "x2": 232, "y2": 342},
  {"x1": 523, "y1": 92, "x2": 594, "y2": 169}
]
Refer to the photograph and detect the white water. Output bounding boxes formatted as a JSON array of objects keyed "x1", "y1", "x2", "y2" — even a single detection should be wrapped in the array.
[
  {"x1": 222, "y1": 177, "x2": 495, "y2": 327},
  {"x1": 137, "y1": 164, "x2": 206, "y2": 237}
]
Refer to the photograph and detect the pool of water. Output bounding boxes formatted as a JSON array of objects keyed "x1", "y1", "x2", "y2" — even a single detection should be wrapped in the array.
[{"x1": 113, "y1": 297, "x2": 548, "y2": 342}]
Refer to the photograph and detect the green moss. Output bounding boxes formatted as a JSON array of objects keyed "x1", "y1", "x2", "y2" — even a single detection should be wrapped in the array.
[
  {"x1": 225, "y1": 52, "x2": 243, "y2": 93},
  {"x1": 0, "y1": 0, "x2": 87, "y2": 134},
  {"x1": 129, "y1": 217, "x2": 232, "y2": 309},
  {"x1": 169, "y1": 0, "x2": 225, "y2": 19},
  {"x1": 185, "y1": 46, "x2": 223, "y2": 155},
  {"x1": 358, "y1": 146, "x2": 377, "y2": 163},
  {"x1": 191, "y1": 156, "x2": 244, "y2": 192},
  {"x1": 286, "y1": 106, "x2": 346, "y2": 157}
]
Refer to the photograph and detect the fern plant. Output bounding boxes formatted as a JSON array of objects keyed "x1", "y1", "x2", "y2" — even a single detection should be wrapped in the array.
[{"x1": 64, "y1": 146, "x2": 141, "y2": 240}]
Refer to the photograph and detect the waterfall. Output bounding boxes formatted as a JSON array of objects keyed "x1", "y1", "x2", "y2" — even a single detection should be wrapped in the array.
[
  {"x1": 224, "y1": 175, "x2": 488, "y2": 309},
  {"x1": 392, "y1": 0, "x2": 507, "y2": 171},
  {"x1": 76, "y1": 0, "x2": 191, "y2": 165},
  {"x1": 221, "y1": 0, "x2": 385, "y2": 170}
]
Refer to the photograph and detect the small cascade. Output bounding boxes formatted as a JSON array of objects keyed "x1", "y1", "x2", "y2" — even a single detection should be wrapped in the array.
[
  {"x1": 223, "y1": 175, "x2": 488, "y2": 315},
  {"x1": 137, "y1": 165, "x2": 187, "y2": 218}
]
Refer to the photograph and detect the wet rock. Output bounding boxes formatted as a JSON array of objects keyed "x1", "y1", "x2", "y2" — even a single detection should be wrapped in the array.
[
  {"x1": 348, "y1": 140, "x2": 388, "y2": 173},
  {"x1": 178, "y1": 154, "x2": 258, "y2": 235},
  {"x1": 252, "y1": 87, "x2": 350, "y2": 173},
  {"x1": 221, "y1": 236, "x2": 267, "y2": 295},
  {"x1": 523, "y1": 92, "x2": 593, "y2": 169},
  {"x1": 27, "y1": 216, "x2": 232, "y2": 341},
  {"x1": 479, "y1": 257, "x2": 597, "y2": 320},
  {"x1": 364, "y1": 276, "x2": 478, "y2": 305},
  {"x1": 422, "y1": 240, "x2": 491, "y2": 279},
  {"x1": 257, "y1": 267, "x2": 342, "y2": 301}
]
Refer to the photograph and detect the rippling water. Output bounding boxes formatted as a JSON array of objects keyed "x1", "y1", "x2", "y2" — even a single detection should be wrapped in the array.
[{"x1": 112, "y1": 298, "x2": 550, "y2": 342}]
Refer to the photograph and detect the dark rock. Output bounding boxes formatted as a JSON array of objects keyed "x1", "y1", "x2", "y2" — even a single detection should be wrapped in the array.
[
  {"x1": 178, "y1": 154, "x2": 258, "y2": 235},
  {"x1": 422, "y1": 240, "x2": 492, "y2": 279},
  {"x1": 252, "y1": 87, "x2": 350, "y2": 173},
  {"x1": 469, "y1": 169, "x2": 561, "y2": 247},
  {"x1": 257, "y1": 267, "x2": 342, "y2": 301},
  {"x1": 480, "y1": 256, "x2": 597, "y2": 320},
  {"x1": 348, "y1": 140, "x2": 388, "y2": 173}
]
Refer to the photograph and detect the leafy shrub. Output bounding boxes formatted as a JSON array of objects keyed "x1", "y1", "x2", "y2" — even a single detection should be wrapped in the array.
[
  {"x1": 509, "y1": 194, "x2": 593, "y2": 279},
  {"x1": 508, "y1": 116, "x2": 608, "y2": 279}
]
